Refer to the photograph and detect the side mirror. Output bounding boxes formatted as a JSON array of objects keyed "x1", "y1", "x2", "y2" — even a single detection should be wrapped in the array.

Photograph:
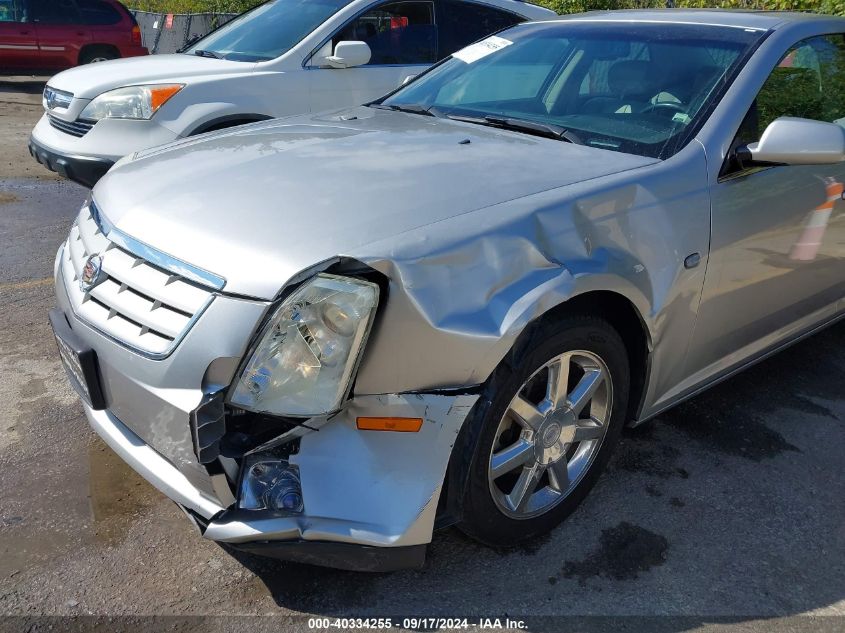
[
  {"x1": 325, "y1": 41, "x2": 371, "y2": 69},
  {"x1": 741, "y1": 117, "x2": 845, "y2": 166}
]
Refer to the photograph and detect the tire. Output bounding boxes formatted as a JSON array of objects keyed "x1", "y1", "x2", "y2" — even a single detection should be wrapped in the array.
[
  {"x1": 457, "y1": 315, "x2": 629, "y2": 548},
  {"x1": 80, "y1": 47, "x2": 119, "y2": 65}
]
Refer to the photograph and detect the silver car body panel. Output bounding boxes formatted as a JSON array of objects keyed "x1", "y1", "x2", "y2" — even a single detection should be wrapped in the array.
[
  {"x1": 91, "y1": 107, "x2": 659, "y2": 300},
  {"x1": 92, "y1": 107, "x2": 715, "y2": 412},
  {"x1": 83, "y1": 403, "x2": 227, "y2": 518},
  {"x1": 53, "y1": 11, "x2": 845, "y2": 557}
]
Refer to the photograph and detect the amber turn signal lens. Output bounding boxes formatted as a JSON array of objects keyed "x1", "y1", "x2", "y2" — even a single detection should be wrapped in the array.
[
  {"x1": 356, "y1": 417, "x2": 423, "y2": 432},
  {"x1": 149, "y1": 85, "x2": 183, "y2": 113}
]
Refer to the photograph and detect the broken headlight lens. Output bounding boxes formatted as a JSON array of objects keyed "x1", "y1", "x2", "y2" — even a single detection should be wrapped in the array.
[
  {"x1": 239, "y1": 458, "x2": 303, "y2": 512},
  {"x1": 229, "y1": 274, "x2": 379, "y2": 417}
]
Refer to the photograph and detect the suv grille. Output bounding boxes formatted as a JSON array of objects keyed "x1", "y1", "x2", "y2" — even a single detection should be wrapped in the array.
[
  {"x1": 60, "y1": 204, "x2": 220, "y2": 357},
  {"x1": 48, "y1": 113, "x2": 95, "y2": 138}
]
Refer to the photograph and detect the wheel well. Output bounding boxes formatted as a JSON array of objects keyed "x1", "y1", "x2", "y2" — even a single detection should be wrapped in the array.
[
  {"x1": 79, "y1": 44, "x2": 119, "y2": 64},
  {"x1": 190, "y1": 115, "x2": 270, "y2": 136},
  {"x1": 515, "y1": 291, "x2": 651, "y2": 423},
  {"x1": 435, "y1": 290, "x2": 651, "y2": 529},
  {"x1": 435, "y1": 289, "x2": 652, "y2": 531}
]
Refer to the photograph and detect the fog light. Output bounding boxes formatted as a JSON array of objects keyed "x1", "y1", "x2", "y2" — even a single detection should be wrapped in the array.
[{"x1": 239, "y1": 457, "x2": 304, "y2": 513}]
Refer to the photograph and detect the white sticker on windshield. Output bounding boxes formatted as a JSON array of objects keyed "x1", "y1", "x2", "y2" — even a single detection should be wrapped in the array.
[{"x1": 452, "y1": 36, "x2": 513, "y2": 64}]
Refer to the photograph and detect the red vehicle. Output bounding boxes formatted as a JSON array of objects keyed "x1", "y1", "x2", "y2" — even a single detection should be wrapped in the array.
[{"x1": 0, "y1": 0, "x2": 147, "y2": 71}]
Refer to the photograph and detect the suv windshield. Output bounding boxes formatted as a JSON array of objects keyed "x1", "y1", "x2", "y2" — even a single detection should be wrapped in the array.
[
  {"x1": 383, "y1": 21, "x2": 766, "y2": 158},
  {"x1": 185, "y1": 0, "x2": 351, "y2": 62}
]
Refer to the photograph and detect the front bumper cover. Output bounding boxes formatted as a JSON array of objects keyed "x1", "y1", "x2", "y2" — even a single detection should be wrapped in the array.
[
  {"x1": 29, "y1": 134, "x2": 113, "y2": 188},
  {"x1": 77, "y1": 371, "x2": 479, "y2": 571},
  {"x1": 84, "y1": 401, "x2": 430, "y2": 571},
  {"x1": 227, "y1": 540, "x2": 426, "y2": 573}
]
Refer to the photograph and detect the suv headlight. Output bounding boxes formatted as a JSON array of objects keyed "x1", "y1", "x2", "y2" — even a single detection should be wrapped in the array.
[
  {"x1": 79, "y1": 84, "x2": 184, "y2": 121},
  {"x1": 229, "y1": 274, "x2": 379, "y2": 417}
]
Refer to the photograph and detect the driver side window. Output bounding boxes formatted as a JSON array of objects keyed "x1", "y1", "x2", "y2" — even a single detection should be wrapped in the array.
[
  {"x1": 737, "y1": 34, "x2": 845, "y2": 147},
  {"x1": 333, "y1": 1, "x2": 437, "y2": 66}
]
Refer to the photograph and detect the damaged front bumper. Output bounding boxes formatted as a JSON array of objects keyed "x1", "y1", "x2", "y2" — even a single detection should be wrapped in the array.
[
  {"x1": 52, "y1": 211, "x2": 482, "y2": 571},
  {"x1": 81, "y1": 391, "x2": 477, "y2": 571}
]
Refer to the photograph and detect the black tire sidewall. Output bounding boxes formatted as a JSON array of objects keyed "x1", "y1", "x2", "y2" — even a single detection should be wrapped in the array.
[
  {"x1": 458, "y1": 316, "x2": 630, "y2": 547},
  {"x1": 81, "y1": 49, "x2": 118, "y2": 64}
]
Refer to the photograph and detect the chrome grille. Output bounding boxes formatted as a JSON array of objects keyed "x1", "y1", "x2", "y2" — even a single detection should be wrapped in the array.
[
  {"x1": 61, "y1": 204, "x2": 220, "y2": 357},
  {"x1": 48, "y1": 113, "x2": 94, "y2": 138}
]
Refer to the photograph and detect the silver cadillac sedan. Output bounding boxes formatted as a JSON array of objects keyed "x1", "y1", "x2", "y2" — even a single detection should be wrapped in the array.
[{"x1": 51, "y1": 10, "x2": 845, "y2": 571}]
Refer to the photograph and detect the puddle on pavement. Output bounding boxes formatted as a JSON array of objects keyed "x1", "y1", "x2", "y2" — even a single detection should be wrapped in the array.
[
  {"x1": 0, "y1": 438, "x2": 162, "y2": 579},
  {"x1": 554, "y1": 521, "x2": 669, "y2": 586},
  {"x1": 87, "y1": 439, "x2": 161, "y2": 545}
]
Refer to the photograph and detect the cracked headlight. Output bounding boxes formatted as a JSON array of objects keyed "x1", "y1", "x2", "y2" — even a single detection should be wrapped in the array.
[
  {"x1": 79, "y1": 84, "x2": 184, "y2": 121},
  {"x1": 229, "y1": 274, "x2": 379, "y2": 417}
]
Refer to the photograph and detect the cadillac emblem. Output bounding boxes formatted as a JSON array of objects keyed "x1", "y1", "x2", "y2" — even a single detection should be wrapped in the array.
[{"x1": 80, "y1": 255, "x2": 104, "y2": 292}]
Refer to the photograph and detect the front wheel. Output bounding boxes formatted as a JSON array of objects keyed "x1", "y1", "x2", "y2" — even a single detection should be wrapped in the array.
[{"x1": 458, "y1": 316, "x2": 629, "y2": 547}]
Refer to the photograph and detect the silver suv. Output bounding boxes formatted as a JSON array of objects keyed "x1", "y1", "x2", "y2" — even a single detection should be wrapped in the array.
[{"x1": 51, "y1": 10, "x2": 845, "y2": 571}]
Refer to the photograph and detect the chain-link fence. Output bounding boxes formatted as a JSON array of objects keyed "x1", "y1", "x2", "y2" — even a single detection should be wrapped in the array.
[{"x1": 130, "y1": 10, "x2": 238, "y2": 54}]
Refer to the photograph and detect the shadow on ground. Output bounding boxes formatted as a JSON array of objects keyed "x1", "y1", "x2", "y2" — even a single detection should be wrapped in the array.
[{"x1": 0, "y1": 78, "x2": 47, "y2": 95}]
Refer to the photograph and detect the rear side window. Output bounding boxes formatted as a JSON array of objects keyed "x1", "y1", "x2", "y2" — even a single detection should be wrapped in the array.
[
  {"x1": 30, "y1": 0, "x2": 82, "y2": 24},
  {"x1": 334, "y1": 1, "x2": 437, "y2": 65},
  {"x1": 438, "y1": 0, "x2": 522, "y2": 60},
  {"x1": 78, "y1": 0, "x2": 123, "y2": 25}
]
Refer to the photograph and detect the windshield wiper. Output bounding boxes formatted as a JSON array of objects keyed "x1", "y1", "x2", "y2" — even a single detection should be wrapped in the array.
[
  {"x1": 193, "y1": 49, "x2": 223, "y2": 59},
  {"x1": 369, "y1": 103, "x2": 443, "y2": 117},
  {"x1": 446, "y1": 113, "x2": 584, "y2": 145}
]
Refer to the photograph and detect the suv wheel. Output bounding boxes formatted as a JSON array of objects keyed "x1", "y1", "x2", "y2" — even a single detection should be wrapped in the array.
[
  {"x1": 458, "y1": 316, "x2": 629, "y2": 547},
  {"x1": 81, "y1": 47, "x2": 119, "y2": 64}
]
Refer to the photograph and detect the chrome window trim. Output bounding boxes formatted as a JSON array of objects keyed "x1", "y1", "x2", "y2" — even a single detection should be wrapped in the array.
[
  {"x1": 555, "y1": 18, "x2": 768, "y2": 31},
  {"x1": 90, "y1": 200, "x2": 227, "y2": 291}
]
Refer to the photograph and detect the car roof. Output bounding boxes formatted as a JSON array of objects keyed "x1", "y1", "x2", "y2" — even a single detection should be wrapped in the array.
[
  {"x1": 539, "y1": 9, "x2": 845, "y2": 31},
  {"x1": 488, "y1": 0, "x2": 556, "y2": 19}
]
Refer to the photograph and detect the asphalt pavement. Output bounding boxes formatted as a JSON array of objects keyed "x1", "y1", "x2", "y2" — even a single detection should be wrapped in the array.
[{"x1": 0, "y1": 79, "x2": 843, "y2": 632}]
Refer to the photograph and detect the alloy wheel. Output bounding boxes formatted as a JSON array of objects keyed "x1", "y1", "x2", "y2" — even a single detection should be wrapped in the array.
[{"x1": 487, "y1": 350, "x2": 613, "y2": 519}]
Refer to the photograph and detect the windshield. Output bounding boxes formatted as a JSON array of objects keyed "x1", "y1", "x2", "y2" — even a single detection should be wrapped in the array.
[
  {"x1": 185, "y1": 0, "x2": 351, "y2": 62},
  {"x1": 383, "y1": 21, "x2": 766, "y2": 158}
]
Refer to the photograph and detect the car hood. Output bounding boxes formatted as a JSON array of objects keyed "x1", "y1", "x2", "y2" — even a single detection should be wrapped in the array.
[
  {"x1": 93, "y1": 107, "x2": 658, "y2": 299},
  {"x1": 48, "y1": 54, "x2": 252, "y2": 99}
]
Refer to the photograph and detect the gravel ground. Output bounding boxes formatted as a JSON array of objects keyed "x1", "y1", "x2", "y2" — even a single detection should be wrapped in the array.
[
  {"x1": 0, "y1": 81, "x2": 843, "y2": 632},
  {"x1": 0, "y1": 77, "x2": 59, "y2": 181}
]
